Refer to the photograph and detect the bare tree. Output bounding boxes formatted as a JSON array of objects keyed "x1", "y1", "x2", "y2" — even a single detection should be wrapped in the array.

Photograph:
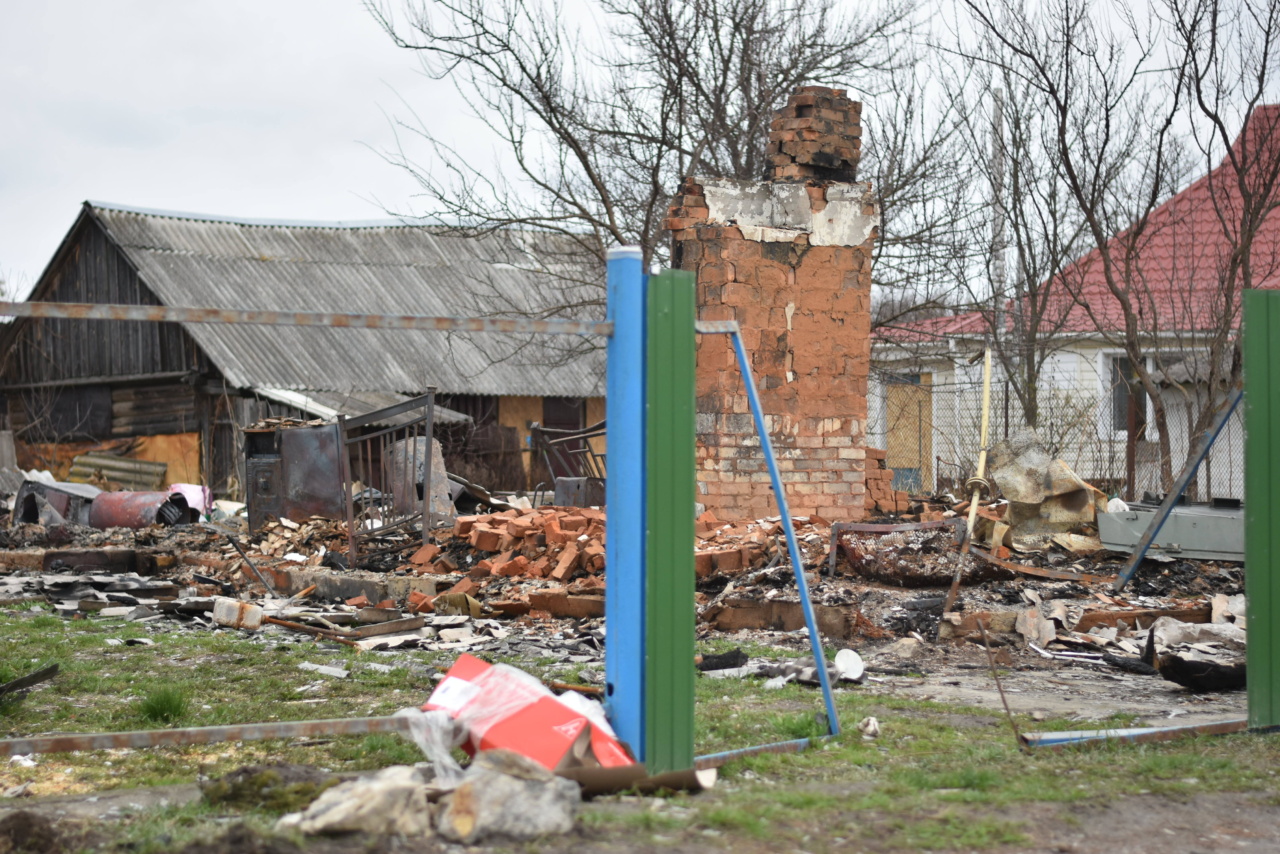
[
  {"x1": 370, "y1": 0, "x2": 911, "y2": 261},
  {"x1": 945, "y1": 70, "x2": 1090, "y2": 430},
  {"x1": 954, "y1": 0, "x2": 1194, "y2": 490},
  {"x1": 862, "y1": 64, "x2": 982, "y2": 330},
  {"x1": 953, "y1": 0, "x2": 1280, "y2": 495},
  {"x1": 364, "y1": 0, "x2": 1010, "y2": 356},
  {"x1": 1161, "y1": 0, "x2": 1280, "y2": 488}
]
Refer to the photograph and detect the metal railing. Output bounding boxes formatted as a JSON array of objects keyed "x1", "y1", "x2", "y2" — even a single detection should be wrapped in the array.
[{"x1": 337, "y1": 391, "x2": 438, "y2": 567}]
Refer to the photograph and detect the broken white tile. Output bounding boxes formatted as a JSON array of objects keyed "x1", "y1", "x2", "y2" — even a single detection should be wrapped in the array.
[{"x1": 298, "y1": 662, "x2": 349, "y2": 679}]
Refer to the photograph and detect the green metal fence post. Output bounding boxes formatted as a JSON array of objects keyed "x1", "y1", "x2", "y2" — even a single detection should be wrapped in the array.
[
  {"x1": 644, "y1": 269, "x2": 696, "y2": 773},
  {"x1": 1245, "y1": 289, "x2": 1280, "y2": 729}
]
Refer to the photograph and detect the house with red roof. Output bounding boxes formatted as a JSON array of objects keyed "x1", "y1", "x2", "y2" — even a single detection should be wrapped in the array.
[{"x1": 870, "y1": 106, "x2": 1280, "y2": 501}]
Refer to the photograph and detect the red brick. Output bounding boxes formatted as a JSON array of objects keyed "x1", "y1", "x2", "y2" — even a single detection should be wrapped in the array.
[
  {"x1": 506, "y1": 517, "x2": 536, "y2": 538},
  {"x1": 469, "y1": 525, "x2": 502, "y2": 552},
  {"x1": 694, "y1": 551, "x2": 715, "y2": 577},
  {"x1": 550, "y1": 544, "x2": 580, "y2": 582},
  {"x1": 489, "y1": 599, "x2": 531, "y2": 617},
  {"x1": 526, "y1": 590, "x2": 604, "y2": 620},
  {"x1": 409, "y1": 543, "x2": 441, "y2": 565},
  {"x1": 493, "y1": 556, "x2": 530, "y2": 577},
  {"x1": 710, "y1": 548, "x2": 743, "y2": 574},
  {"x1": 445, "y1": 578, "x2": 479, "y2": 597}
]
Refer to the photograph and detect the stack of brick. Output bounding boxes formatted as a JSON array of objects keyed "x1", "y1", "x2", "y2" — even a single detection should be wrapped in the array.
[
  {"x1": 864, "y1": 448, "x2": 910, "y2": 514},
  {"x1": 666, "y1": 85, "x2": 878, "y2": 523},
  {"x1": 766, "y1": 87, "x2": 862, "y2": 181},
  {"x1": 693, "y1": 510, "x2": 832, "y2": 578},
  {"x1": 414, "y1": 507, "x2": 607, "y2": 584}
]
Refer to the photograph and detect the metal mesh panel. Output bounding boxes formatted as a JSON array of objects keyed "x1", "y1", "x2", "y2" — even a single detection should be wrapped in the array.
[{"x1": 870, "y1": 366, "x2": 1243, "y2": 501}]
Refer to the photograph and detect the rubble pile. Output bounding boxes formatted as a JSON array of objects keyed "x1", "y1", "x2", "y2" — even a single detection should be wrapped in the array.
[
  {"x1": 0, "y1": 424, "x2": 1252, "y2": 700},
  {"x1": 441, "y1": 508, "x2": 607, "y2": 582}
]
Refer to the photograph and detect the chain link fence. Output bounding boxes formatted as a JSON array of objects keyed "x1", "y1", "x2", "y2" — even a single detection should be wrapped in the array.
[{"x1": 870, "y1": 367, "x2": 1243, "y2": 501}]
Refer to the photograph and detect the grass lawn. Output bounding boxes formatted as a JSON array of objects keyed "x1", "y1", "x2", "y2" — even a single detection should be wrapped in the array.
[{"x1": 2, "y1": 611, "x2": 1279, "y2": 852}]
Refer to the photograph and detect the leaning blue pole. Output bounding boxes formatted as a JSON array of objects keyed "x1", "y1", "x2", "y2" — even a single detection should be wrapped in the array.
[
  {"x1": 729, "y1": 330, "x2": 841, "y2": 736},
  {"x1": 604, "y1": 246, "x2": 647, "y2": 759}
]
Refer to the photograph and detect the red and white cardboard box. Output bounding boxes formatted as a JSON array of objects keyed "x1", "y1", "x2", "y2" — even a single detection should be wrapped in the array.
[{"x1": 424, "y1": 653, "x2": 634, "y2": 772}]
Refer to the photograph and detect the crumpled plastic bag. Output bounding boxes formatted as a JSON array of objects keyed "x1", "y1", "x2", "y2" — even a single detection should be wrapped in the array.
[{"x1": 394, "y1": 708, "x2": 468, "y2": 787}]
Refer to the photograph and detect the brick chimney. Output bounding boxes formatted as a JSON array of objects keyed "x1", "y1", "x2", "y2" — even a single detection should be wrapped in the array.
[{"x1": 665, "y1": 86, "x2": 878, "y2": 522}]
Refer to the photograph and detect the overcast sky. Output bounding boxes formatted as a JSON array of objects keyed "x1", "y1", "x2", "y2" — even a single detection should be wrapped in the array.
[{"x1": 0, "y1": 1, "x2": 489, "y2": 296}]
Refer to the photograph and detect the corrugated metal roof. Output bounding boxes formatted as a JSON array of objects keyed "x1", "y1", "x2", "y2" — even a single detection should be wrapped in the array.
[
  {"x1": 88, "y1": 203, "x2": 607, "y2": 398},
  {"x1": 254, "y1": 388, "x2": 471, "y2": 426}
]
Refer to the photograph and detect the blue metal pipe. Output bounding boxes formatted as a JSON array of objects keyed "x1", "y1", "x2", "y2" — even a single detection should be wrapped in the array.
[
  {"x1": 695, "y1": 735, "x2": 837, "y2": 769},
  {"x1": 1020, "y1": 718, "x2": 1246, "y2": 749},
  {"x1": 729, "y1": 330, "x2": 841, "y2": 737}
]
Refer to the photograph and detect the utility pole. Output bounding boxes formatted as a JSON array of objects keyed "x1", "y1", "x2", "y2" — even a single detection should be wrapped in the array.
[{"x1": 990, "y1": 89, "x2": 1007, "y2": 357}]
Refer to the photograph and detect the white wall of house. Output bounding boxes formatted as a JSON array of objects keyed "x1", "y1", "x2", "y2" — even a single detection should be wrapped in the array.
[{"x1": 870, "y1": 339, "x2": 1243, "y2": 500}]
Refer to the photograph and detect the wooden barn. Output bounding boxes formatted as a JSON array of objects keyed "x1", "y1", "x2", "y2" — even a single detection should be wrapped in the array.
[{"x1": 0, "y1": 202, "x2": 606, "y2": 497}]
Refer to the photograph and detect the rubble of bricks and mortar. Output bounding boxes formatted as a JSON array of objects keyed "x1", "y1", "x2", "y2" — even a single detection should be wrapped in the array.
[{"x1": 665, "y1": 86, "x2": 877, "y2": 523}]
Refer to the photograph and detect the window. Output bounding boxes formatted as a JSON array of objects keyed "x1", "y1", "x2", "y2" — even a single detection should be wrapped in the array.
[{"x1": 1111, "y1": 357, "x2": 1147, "y2": 435}]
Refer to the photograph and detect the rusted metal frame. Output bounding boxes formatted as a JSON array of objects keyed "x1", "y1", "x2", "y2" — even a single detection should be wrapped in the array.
[
  {"x1": 827, "y1": 518, "x2": 965, "y2": 574},
  {"x1": 345, "y1": 415, "x2": 428, "y2": 444},
  {"x1": 533, "y1": 420, "x2": 608, "y2": 480},
  {"x1": 340, "y1": 393, "x2": 436, "y2": 566},
  {"x1": 262, "y1": 617, "x2": 361, "y2": 648},
  {"x1": 340, "y1": 392, "x2": 437, "y2": 430},
  {"x1": 0, "y1": 715, "x2": 412, "y2": 757},
  {"x1": 357, "y1": 514, "x2": 423, "y2": 538},
  {"x1": 969, "y1": 546, "x2": 1117, "y2": 585},
  {"x1": 337, "y1": 413, "x2": 358, "y2": 567},
  {"x1": 0, "y1": 301, "x2": 614, "y2": 337},
  {"x1": 423, "y1": 392, "x2": 436, "y2": 533}
]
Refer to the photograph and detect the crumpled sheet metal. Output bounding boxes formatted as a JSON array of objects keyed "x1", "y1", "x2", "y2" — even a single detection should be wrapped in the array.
[{"x1": 986, "y1": 430, "x2": 1107, "y2": 542}]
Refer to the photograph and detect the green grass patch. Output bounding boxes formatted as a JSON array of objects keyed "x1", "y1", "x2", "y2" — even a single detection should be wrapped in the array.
[
  {"x1": 0, "y1": 609, "x2": 1275, "y2": 853},
  {"x1": 138, "y1": 686, "x2": 189, "y2": 725},
  {"x1": 891, "y1": 811, "x2": 1028, "y2": 850}
]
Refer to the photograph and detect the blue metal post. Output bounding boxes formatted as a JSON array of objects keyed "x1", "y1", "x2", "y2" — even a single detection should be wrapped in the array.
[
  {"x1": 729, "y1": 331, "x2": 841, "y2": 736},
  {"x1": 604, "y1": 246, "x2": 647, "y2": 759}
]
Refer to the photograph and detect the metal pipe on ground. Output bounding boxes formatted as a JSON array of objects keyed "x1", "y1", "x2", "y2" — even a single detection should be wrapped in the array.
[
  {"x1": 1020, "y1": 718, "x2": 1248, "y2": 750},
  {"x1": 88, "y1": 491, "x2": 198, "y2": 528},
  {"x1": 695, "y1": 736, "x2": 836, "y2": 769},
  {"x1": 0, "y1": 716, "x2": 413, "y2": 757}
]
